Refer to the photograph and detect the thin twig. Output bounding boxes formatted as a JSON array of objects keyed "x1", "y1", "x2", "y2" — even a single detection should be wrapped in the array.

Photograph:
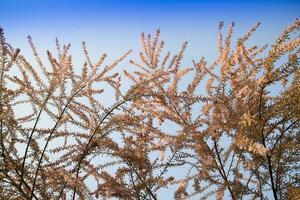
[{"x1": 30, "y1": 85, "x2": 85, "y2": 199}]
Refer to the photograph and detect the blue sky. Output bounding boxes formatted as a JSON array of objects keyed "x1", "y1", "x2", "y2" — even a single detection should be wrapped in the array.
[{"x1": 1, "y1": 0, "x2": 300, "y2": 66}]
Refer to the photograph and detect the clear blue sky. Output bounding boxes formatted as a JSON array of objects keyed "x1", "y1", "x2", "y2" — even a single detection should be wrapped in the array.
[{"x1": 1, "y1": 0, "x2": 300, "y2": 66}]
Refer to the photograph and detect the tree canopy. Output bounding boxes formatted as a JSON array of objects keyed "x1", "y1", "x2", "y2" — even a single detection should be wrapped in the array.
[{"x1": 0, "y1": 20, "x2": 300, "y2": 199}]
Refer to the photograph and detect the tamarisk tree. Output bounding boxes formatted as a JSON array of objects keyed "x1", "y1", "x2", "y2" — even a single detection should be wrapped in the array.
[{"x1": 0, "y1": 19, "x2": 299, "y2": 200}]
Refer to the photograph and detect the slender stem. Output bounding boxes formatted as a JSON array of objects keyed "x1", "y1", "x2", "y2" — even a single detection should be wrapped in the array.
[
  {"x1": 129, "y1": 169, "x2": 142, "y2": 200},
  {"x1": 30, "y1": 86, "x2": 85, "y2": 199},
  {"x1": 257, "y1": 86, "x2": 278, "y2": 200},
  {"x1": 0, "y1": 35, "x2": 7, "y2": 176},
  {"x1": 271, "y1": 120, "x2": 298, "y2": 152},
  {"x1": 261, "y1": 122, "x2": 278, "y2": 200},
  {"x1": 213, "y1": 139, "x2": 236, "y2": 200},
  {"x1": 126, "y1": 159, "x2": 157, "y2": 200},
  {"x1": 20, "y1": 91, "x2": 52, "y2": 189},
  {"x1": 4, "y1": 172, "x2": 30, "y2": 199},
  {"x1": 226, "y1": 153, "x2": 235, "y2": 178},
  {"x1": 266, "y1": 154, "x2": 278, "y2": 200},
  {"x1": 71, "y1": 97, "x2": 133, "y2": 200},
  {"x1": 275, "y1": 141, "x2": 282, "y2": 194},
  {"x1": 240, "y1": 164, "x2": 262, "y2": 199},
  {"x1": 150, "y1": 147, "x2": 179, "y2": 192},
  {"x1": 1, "y1": 138, "x2": 39, "y2": 199}
]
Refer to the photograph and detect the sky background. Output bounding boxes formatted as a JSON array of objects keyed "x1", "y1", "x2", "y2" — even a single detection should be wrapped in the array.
[
  {"x1": 1, "y1": 0, "x2": 300, "y2": 67},
  {"x1": 1, "y1": 0, "x2": 300, "y2": 199}
]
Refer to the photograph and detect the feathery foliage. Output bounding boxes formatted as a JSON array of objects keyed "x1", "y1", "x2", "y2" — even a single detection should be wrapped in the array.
[{"x1": 0, "y1": 19, "x2": 300, "y2": 199}]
